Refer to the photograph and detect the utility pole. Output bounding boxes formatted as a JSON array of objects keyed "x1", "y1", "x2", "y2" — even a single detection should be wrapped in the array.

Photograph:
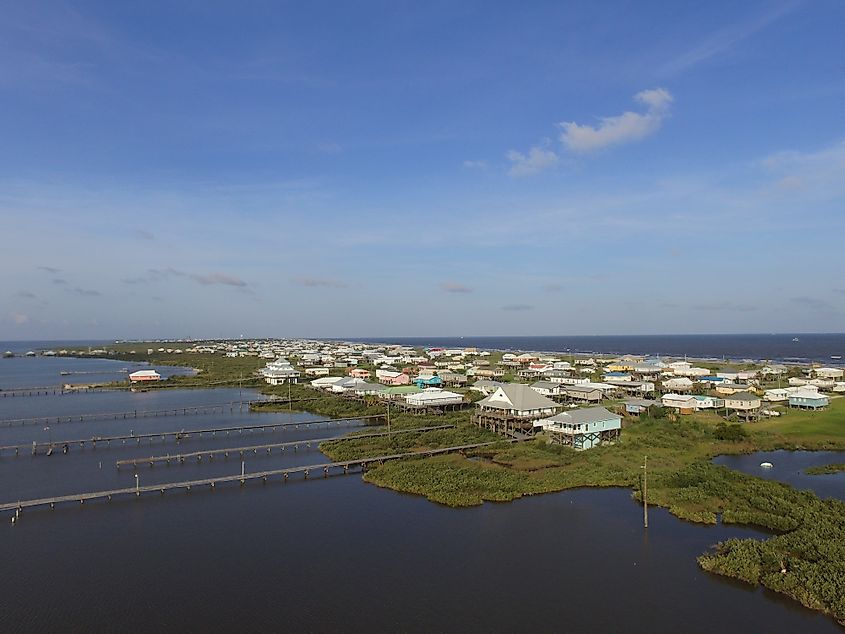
[{"x1": 642, "y1": 455, "x2": 649, "y2": 529}]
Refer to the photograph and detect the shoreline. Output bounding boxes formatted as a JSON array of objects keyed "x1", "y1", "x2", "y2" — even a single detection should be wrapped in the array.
[{"x1": 5, "y1": 350, "x2": 845, "y2": 626}]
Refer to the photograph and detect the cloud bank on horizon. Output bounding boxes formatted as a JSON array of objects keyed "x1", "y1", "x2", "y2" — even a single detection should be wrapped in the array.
[{"x1": 1, "y1": 0, "x2": 843, "y2": 340}]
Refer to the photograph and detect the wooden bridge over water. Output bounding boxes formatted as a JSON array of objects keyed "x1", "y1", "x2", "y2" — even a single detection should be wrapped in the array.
[
  {"x1": 0, "y1": 415, "x2": 385, "y2": 457},
  {"x1": 3, "y1": 439, "x2": 518, "y2": 519},
  {"x1": 114, "y1": 424, "x2": 454, "y2": 468},
  {"x1": 0, "y1": 400, "x2": 256, "y2": 427},
  {"x1": 0, "y1": 386, "x2": 82, "y2": 398},
  {"x1": 0, "y1": 396, "x2": 321, "y2": 428}
]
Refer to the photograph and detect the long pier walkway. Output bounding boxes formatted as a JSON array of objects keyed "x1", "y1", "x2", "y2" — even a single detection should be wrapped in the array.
[
  {"x1": 115, "y1": 424, "x2": 455, "y2": 468},
  {"x1": 0, "y1": 397, "x2": 322, "y2": 428},
  {"x1": 0, "y1": 400, "x2": 266, "y2": 428},
  {"x1": 0, "y1": 386, "x2": 77, "y2": 398},
  {"x1": 0, "y1": 415, "x2": 385, "y2": 457},
  {"x1": 2, "y1": 439, "x2": 517, "y2": 517}
]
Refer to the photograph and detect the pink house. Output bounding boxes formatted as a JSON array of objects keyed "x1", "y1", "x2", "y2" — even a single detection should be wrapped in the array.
[
  {"x1": 382, "y1": 372, "x2": 410, "y2": 386},
  {"x1": 349, "y1": 368, "x2": 371, "y2": 379}
]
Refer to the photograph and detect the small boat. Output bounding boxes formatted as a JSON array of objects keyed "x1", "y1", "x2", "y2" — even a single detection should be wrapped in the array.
[
  {"x1": 831, "y1": 356, "x2": 842, "y2": 360},
  {"x1": 25, "y1": 351, "x2": 36, "y2": 357},
  {"x1": 2, "y1": 351, "x2": 13, "y2": 358},
  {"x1": 792, "y1": 337, "x2": 799, "y2": 342},
  {"x1": 760, "y1": 462, "x2": 774, "y2": 469}
]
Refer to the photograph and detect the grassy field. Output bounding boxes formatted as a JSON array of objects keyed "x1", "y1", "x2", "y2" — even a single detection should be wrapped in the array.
[{"x1": 805, "y1": 463, "x2": 845, "y2": 475}]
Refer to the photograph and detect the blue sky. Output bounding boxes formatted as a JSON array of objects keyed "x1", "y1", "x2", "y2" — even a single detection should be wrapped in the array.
[{"x1": 2, "y1": 0, "x2": 844, "y2": 339}]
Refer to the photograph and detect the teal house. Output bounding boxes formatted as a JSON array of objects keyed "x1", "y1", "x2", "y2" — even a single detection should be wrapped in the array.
[
  {"x1": 789, "y1": 390, "x2": 829, "y2": 410},
  {"x1": 414, "y1": 375, "x2": 443, "y2": 388},
  {"x1": 534, "y1": 406, "x2": 621, "y2": 449}
]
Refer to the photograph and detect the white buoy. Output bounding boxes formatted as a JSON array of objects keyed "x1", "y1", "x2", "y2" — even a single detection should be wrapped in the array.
[{"x1": 760, "y1": 462, "x2": 774, "y2": 469}]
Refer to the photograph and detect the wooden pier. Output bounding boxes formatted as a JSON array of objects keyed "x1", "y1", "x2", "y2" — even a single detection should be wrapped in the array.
[
  {"x1": 114, "y1": 424, "x2": 455, "y2": 468},
  {"x1": 2, "y1": 439, "x2": 518, "y2": 517},
  {"x1": 0, "y1": 400, "x2": 261, "y2": 428},
  {"x1": 0, "y1": 415, "x2": 385, "y2": 457},
  {"x1": 0, "y1": 386, "x2": 74, "y2": 398}
]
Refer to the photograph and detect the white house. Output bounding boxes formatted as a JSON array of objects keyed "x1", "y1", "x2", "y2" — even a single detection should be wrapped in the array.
[
  {"x1": 310, "y1": 376, "x2": 346, "y2": 390},
  {"x1": 815, "y1": 367, "x2": 845, "y2": 380},
  {"x1": 530, "y1": 381, "x2": 563, "y2": 397},
  {"x1": 669, "y1": 361, "x2": 691, "y2": 374},
  {"x1": 765, "y1": 385, "x2": 820, "y2": 402},
  {"x1": 261, "y1": 358, "x2": 300, "y2": 384},
  {"x1": 471, "y1": 380, "x2": 505, "y2": 395},
  {"x1": 662, "y1": 393, "x2": 698, "y2": 412},
  {"x1": 663, "y1": 377, "x2": 694, "y2": 392},
  {"x1": 129, "y1": 369, "x2": 161, "y2": 382},
  {"x1": 405, "y1": 389, "x2": 464, "y2": 408}
]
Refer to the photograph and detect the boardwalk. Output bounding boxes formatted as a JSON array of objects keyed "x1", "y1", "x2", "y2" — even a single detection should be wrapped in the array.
[
  {"x1": 0, "y1": 396, "x2": 322, "y2": 428},
  {"x1": 115, "y1": 424, "x2": 455, "y2": 467},
  {"x1": 2, "y1": 439, "x2": 518, "y2": 517},
  {"x1": 0, "y1": 386, "x2": 75, "y2": 398},
  {"x1": 0, "y1": 400, "x2": 257, "y2": 427},
  {"x1": 0, "y1": 378, "x2": 294, "y2": 398},
  {"x1": 0, "y1": 415, "x2": 385, "y2": 456}
]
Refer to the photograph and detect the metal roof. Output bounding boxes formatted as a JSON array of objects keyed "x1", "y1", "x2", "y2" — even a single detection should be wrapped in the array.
[
  {"x1": 478, "y1": 383, "x2": 558, "y2": 410},
  {"x1": 542, "y1": 407, "x2": 619, "y2": 425}
]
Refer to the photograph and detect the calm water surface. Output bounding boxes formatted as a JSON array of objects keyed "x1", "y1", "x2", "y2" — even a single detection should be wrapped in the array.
[
  {"x1": 0, "y1": 358, "x2": 840, "y2": 633},
  {"x1": 0, "y1": 354, "x2": 193, "y2": 390},
  {"x1": 714, "y1": 450, "x2": 845, "y2": 502}
]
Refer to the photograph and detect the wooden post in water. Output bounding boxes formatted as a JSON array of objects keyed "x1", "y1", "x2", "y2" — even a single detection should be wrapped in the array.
[{"x1": 642, "y1": 455, "x2": 649, "y2": 529}]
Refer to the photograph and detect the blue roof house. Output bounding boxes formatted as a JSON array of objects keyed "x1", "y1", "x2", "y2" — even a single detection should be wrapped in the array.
[{"x1": 414, "y1": 375, "x2": 443, "y2": 388}]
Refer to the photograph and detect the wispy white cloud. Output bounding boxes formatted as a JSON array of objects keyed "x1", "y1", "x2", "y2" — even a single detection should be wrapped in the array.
[
  {"x1": 691, "y1": 301, "x2": 757, "y2": 312},
  {"x1": 72, "y1": 288, "x2": 101, "y2": 297},
  {"x1": 463, "y1": 159, "x2": 488, "y2": 169},
  {"x1": 759, "y1": 140, "x2": 845, "y2": 201},
  {"x1": 790, "y1": 296, "x2": 841, "y2": 316},
  {"x1": 4, "y1": 312, "x2": 29, "y2": 325},
  {"x1": 440, "y1": 281, "x2": 472, "y2": 294},
  {"x1": 315, "y1": 142, "x2": 343, "y2": 155},
  {"x1": 190, "y1": 273, "x2": 248, "y2": 287},
  {"x1": 659, "y1": 2, "x2": 799, "y2": 77},
  {"x1": 502, "y1": 304, "x2": 533, "y2": 311},
  {"x1": 127, "y1": 268, "x2": 248, "y2": 288},
  {"x1": 506, "y1": 145, "x2": 558, "y2": 176},
  {"x1": 559, "y1": 88, "x2": 673, "y2": 153},
  {"x1": 293, "y1": 277, "x2": 346, "y2": 288}
]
